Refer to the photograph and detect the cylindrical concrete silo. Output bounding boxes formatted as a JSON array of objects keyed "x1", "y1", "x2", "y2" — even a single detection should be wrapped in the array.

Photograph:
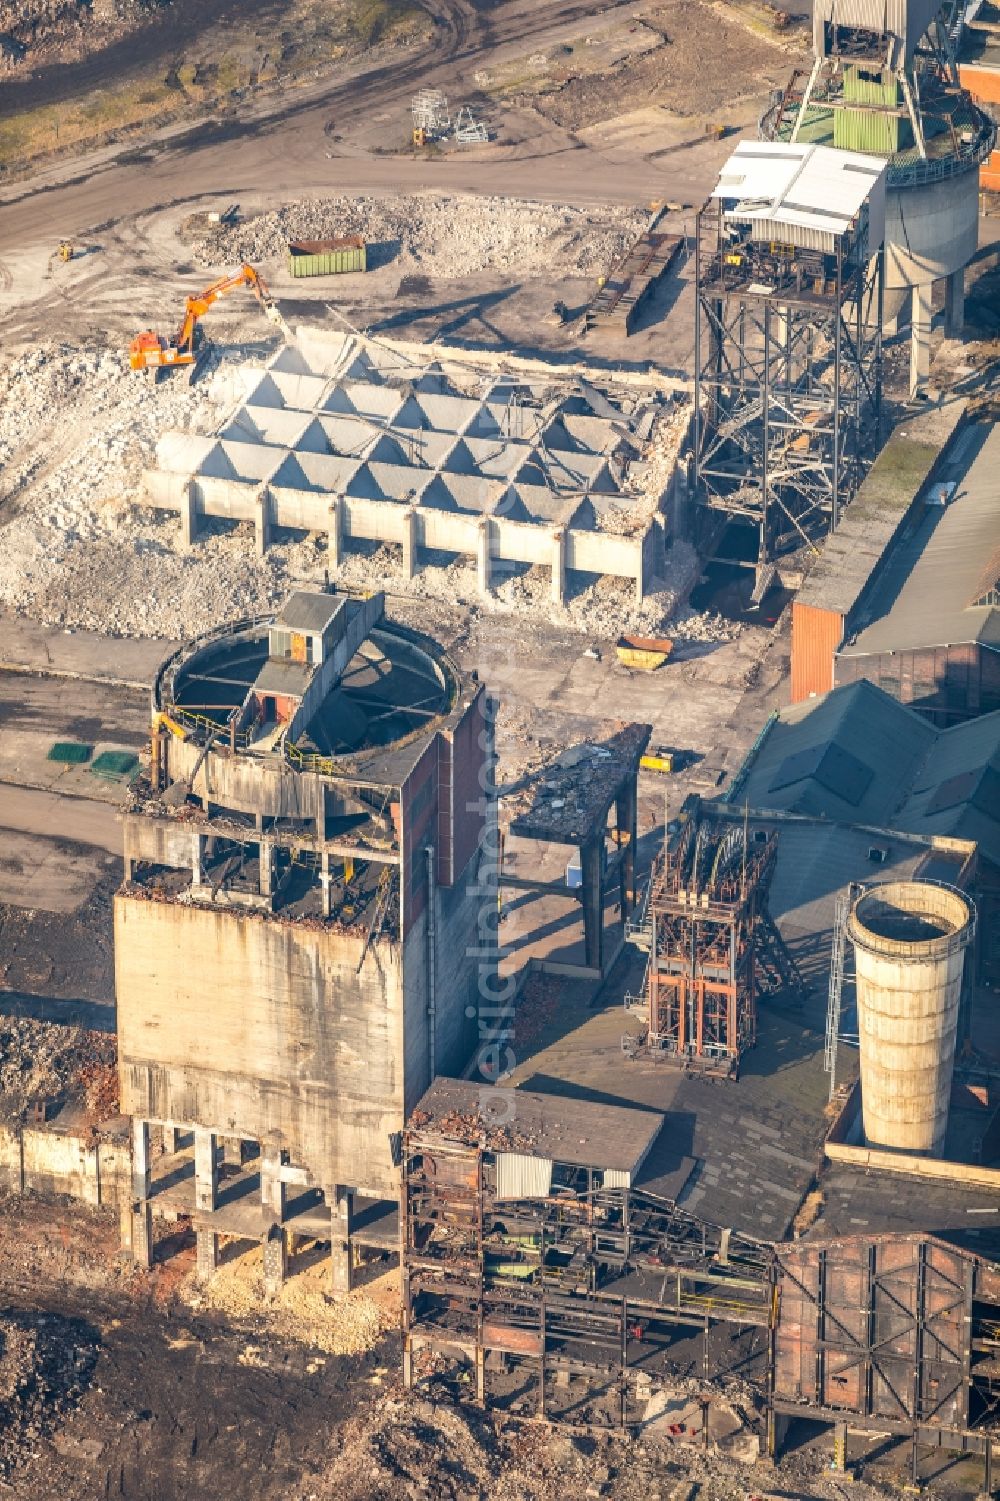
[{"x1": 847, "y1": 881, "x2": 975, "y2": 1157}]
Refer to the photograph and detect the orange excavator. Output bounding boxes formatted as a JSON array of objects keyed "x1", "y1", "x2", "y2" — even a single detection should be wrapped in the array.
[{"x1": 129, "y1": 263, "x2": 288, "y2": 380}]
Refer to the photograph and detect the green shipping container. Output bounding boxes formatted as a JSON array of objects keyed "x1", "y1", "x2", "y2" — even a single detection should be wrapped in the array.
[{"x1": 287, "y1": 237, "x2": 367, "y2": 277}]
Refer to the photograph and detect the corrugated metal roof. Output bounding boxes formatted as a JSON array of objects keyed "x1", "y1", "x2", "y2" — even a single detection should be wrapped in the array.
[
  {"x1": 711, "y1": 141, "x2": 887, "y2": 246},
  {"x1": 840, "y1": 421, "x2": 1000, "y2": 656},
  {"x1": 896, "y1": 710, "x2": 1000, "y2": 863},
  {"x1": 732, "y1": 682, "x2": 1000, "y2": 866}
]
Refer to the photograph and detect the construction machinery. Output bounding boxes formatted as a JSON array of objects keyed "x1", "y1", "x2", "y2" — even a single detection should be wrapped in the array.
[
  {"x1": 129, "y1": 264, "x2": 288, "y2": 380},
  {"x1": 58, "y1": 241, "x2": 74, "y2": 262}
]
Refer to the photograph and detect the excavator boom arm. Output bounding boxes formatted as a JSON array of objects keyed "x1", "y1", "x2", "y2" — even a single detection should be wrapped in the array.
[{"x1": 173, "y1": 265, "x2": 274, "y2": 352}]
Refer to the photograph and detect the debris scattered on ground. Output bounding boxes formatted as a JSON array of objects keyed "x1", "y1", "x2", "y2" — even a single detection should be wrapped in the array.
[
  {"x1": 184, "y1": 1244, "x2": 399, "y2": 1356},
  {"x1": 0, "y1": 1311, "x2": 98, "y2": 1482},
  {"x1": 189, "y1": 192, "x2": 648, "y2": 281},
  {"x1": 0, "y1": 1015, "x2": 118, "y2": 1125}
]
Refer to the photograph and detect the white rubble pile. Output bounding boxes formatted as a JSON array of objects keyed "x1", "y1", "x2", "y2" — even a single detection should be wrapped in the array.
[
  {"x1": 190, "y1": 192, "x2": 649, "y2": 281},
  {"x1": 0, "y1": 342, "x2": 732, "y2": 644},
  {"x1": 0, "y1": 342, "x2": 289, "y2": 638},
  {"x1": 600, "y1": 396, "x2": 692, "y2": 537}
]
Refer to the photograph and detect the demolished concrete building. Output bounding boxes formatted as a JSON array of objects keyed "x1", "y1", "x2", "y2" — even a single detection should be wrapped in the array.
[
  {"x1": 142, "y1": 328, "x2": 690, "y2": 603},
  {"x1": 116, "y1": 589, "x2": 494, "y2": 1287}
]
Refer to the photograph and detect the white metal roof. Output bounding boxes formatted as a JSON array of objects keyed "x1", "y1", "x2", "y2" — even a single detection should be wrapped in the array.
[{"x1": 712, "y1": 141, "x2": 888, "y2": 243}]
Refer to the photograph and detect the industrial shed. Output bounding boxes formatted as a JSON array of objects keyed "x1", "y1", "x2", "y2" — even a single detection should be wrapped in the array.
[{"x1": 791, "y1": 414, "x2": 1000, "y2": 724}]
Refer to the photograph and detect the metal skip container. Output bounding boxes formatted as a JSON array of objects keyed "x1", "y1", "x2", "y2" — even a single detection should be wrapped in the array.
[{"x1": 848, "y1": 881, "x2": 975, "y2": 1156}]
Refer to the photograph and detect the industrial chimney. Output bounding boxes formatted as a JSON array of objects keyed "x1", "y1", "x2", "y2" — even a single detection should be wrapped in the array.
[{"x1": 848, "y1": 880, "x2": 975, "y2": 1156}]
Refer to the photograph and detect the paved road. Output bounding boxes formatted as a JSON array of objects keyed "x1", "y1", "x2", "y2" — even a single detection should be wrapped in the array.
[{"x1": 0, "y1": 784, "x2": 122, "y2": 855}]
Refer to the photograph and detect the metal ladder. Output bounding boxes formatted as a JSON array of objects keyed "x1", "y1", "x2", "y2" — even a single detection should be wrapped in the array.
[{"x1": 825, "y1": 882, "x2": 861, "y2": 1098}]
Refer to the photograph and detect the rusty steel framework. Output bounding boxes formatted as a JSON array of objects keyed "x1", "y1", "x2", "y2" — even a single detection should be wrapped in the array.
[
  {"x1": 770, "y1": 1235, "x2": 1000, "y2": 1477},
  {"x1": 401, "y1": 1131, "x2": 771, "y2": 1424},
  {"x1": 400, "y1": 1128, "x2": 1000, "y2": 1474},
  {"x1": 629, "y1": 815, "x2": 800, "y2": 1077},
  {"x1": 402, "y1": 1128, "x2": 996, "y2": 1470},
  {"x1": 693, "y1": 196, "x2": 884, "y2": 570}
]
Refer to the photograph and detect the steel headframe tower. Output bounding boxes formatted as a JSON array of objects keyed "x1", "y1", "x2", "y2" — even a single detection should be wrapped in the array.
[{"x1": 694, "y1": 141, "x2": 886, "y2": 576}]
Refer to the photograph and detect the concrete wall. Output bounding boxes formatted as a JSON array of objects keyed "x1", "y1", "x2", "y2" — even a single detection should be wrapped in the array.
[
  {"x1": 0, "y1": 1123, "x2": 129, "y2": 1207},
  {"x1": 115, "y1": 896, "x2": 406, "y2": 1197},
  {"x1": 402, "y1": 844, "x2": 486, "y2": 1118}
]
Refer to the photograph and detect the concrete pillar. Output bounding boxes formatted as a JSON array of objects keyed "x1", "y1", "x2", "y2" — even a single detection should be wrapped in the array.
[
  {"x1": 402, "y1": 507, "x2": 418, "y2": 580},
  {"x1": 259, "y1": 840, "x2": 274, "y2": 897},
  {"x1": 263, "y1": 1224, "x2": 287, "y2": 1296},
  {"x1": 196, "y1": 1230, "x2": 219, "y2": 1282},
  {"x1": 320, "y1": 851, "x2": 332, "y2": 918},
  {"x1": 476, "y1": 519, "x2": 493, "y2": 596},
  {"x1": 910, "y1": 282, "x2": 932, "y2": 397},
  {"x1": 551, "y1": 529, "x2": 566, "y2": 607},
  {"x1": 222, "y1": 1136, "x2": 243, "y2": 1168},
  {"x1": 254, "y1": 488, "x2": 271, "y2": 557},
  {"x1": 330, "y1": 1185, "x2": 352, "y2": 1294},
  {"x1": 194, "y1": 1128, "x2": 218, "y2": 1213},
  {"x1": 945, "y1": 268, "x2": 965, "y2": 340},
  {"x1": 130, "y1": 1118, "x2": 153, "y2": 1269},
  {"x1": 132, "y1": 1118, "x2": 151, "y2": 1201},
  {"x1": 328, "y1": 496, "x2": 343, "y2": 569},
  {"x1": 616, "y1": 774, "x2": 638, "y2": 912},
  {"x1": 191, "y1": 831, "x2": 203, "y2": 886},
  {"x1": 180, "y1": 480, "x2": 198, "y2": 548},
  {"x1": 580, "y1": 835, "x2": 605, "y2": 976},
  {"x1": 162, "y1": 1123, "x2": 179, "y2": 1154},
  {"x1": 260, "y1": 1143, "x2": 286, "y2": 1221}
]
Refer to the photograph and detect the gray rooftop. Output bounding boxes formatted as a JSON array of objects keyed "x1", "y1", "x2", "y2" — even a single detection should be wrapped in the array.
[
  {"x1": 796, "y1": 398, "x2": 964, "y2": 618},
  {"x1": 277, "y1": 592, "x2": 347, "y2": 634},
  {"x1": 254, "y1": 659, "x2": 312, "y2": 698},
  {"x1": 409, "y1": 1077, "x2": 663, "y2": 1176},
  {"x1": 732, "y1": 679, "x2": 1000, "y2": 866},
  {"x1": 840, "y1": 421, "x2": 1000, "y2": 657},
  {"x1": 736, "y1": 678, "x2": 936, "y2": 823}
]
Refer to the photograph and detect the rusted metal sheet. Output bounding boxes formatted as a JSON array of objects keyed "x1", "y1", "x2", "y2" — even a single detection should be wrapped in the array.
[
  {"x1": 772, "y1": 1236, "x2": 972, "y2": 1430},
  {"x1": 418, "y1": 1147, "x2": 480, "y2": 1192},
  {"x1": 482, "y1": 1319, "x2": 542, "y2": 1357},
  {"x1": 791, "y1": 601, "x2": 843, "y2": 702}
]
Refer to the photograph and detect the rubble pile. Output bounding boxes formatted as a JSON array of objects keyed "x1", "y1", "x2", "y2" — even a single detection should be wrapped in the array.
[
  {"x1": 0, "y1": 1016, "x2": 117, "y2": 1124},
  {"x1": 185, "y1": 1245, "x2": 398, "y2": 1357},
  {"x1": 0, "y1": 1312, "x2": 98, "y2": 1481},
  {"x1": 301, "y1": 1385, "x2": 894, "y2": 1501},
  {"x1": 190, "y1": 192, "x2": 649, "y2": 282}
]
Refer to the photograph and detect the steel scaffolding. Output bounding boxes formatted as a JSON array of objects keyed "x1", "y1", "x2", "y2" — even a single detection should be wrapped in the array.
[{"x1": 693, "y1": 196, "x2": 884, "y2": 570}]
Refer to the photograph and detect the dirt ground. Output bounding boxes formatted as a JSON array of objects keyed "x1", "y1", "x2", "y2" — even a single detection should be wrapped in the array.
[{"x1": 1, "y1": 1195, "x2": 967, "y2": 1501}]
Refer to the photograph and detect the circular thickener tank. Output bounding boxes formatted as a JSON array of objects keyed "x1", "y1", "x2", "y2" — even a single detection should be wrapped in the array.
[
  {"x1": 883, "y1": 168, "x2": 980, "y2": 291},
  {"x1": 848, "y1": 881, "x2": 974, "y2": 1156}
]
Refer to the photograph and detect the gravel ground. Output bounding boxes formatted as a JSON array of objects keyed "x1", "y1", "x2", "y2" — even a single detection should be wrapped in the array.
[{"x1": 189, "y1": 192, "x2": 649, "y2": 281}]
